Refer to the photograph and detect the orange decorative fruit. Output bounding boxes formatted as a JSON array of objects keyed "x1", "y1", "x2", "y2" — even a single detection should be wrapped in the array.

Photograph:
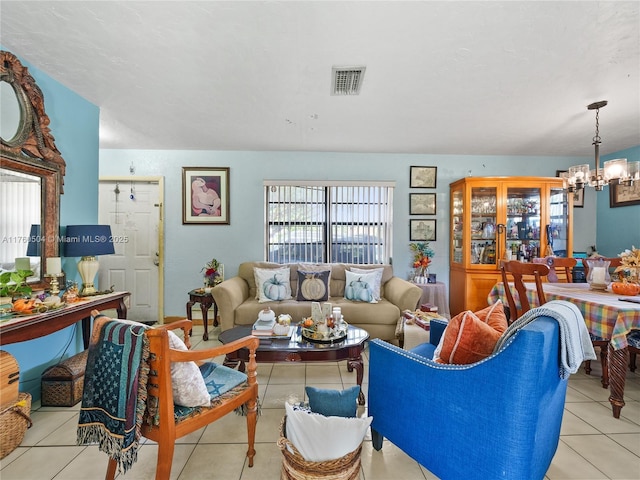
[{"x1": 611, "y1": 282, "x2": 640, "y2": 296}]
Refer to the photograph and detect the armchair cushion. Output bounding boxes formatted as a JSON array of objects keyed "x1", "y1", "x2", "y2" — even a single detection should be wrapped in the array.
[
  {"x1": 167, "y1": 330, "x2": 210, "y2": 407},
  {"x1": 434, "y1": 301, "x2": 507, "y2": 364},
  {"x1": 305, "y1": 385, "x2": 360, "y2": 417}
]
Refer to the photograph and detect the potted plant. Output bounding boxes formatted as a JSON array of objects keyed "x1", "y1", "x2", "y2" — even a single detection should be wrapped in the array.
[{"x1": 0, "y1": 269, "x2": 34, "y2": 301}]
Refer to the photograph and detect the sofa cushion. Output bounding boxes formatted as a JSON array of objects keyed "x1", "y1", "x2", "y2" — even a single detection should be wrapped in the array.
[
  {"x1": 296, "y1": 269, "x2": 331, "y2": 301},
  {"x1": 254, "y1": 266, "x2": 292, "y2": 303},
  {"x1": 344, "y1": 270, "x2": 378, "y2": 303},
  {"x1": 434, "y1": 301, "x2": 508, "y2": 365},
  {"x1": 305, "y1": 385, "x2": 360, "y2": 417},
  {"x1": 350, "y1": 267, "x2": 383, "y2": 300}
]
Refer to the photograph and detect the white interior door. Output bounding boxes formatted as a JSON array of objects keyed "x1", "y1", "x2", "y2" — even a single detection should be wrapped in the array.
[{"x1": 98, "y1": 179, "x2": 163, "y2": 323}]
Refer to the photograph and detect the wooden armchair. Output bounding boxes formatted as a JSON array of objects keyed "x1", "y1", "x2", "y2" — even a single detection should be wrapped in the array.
[
  {"x1": 80, "y1": 313, "x2": 259, "y2": 480},
  {"x1": 500, "y1": 260, "x2": 550, "y2": 322}
]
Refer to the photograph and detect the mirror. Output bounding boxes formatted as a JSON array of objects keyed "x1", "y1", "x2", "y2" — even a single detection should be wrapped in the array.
[{"x1": 1, "y1": 50, "x2": 66, "y2": 289}]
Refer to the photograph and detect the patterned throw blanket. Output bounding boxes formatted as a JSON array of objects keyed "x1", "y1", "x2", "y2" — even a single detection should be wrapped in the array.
[{"x1": 77, "y1": 318, "x2": 150, "y2": 474}]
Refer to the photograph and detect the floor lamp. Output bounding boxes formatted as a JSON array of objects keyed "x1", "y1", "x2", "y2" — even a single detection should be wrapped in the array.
[{"x1": 64, "y1": 225, "x2": 115, "y2": 296}]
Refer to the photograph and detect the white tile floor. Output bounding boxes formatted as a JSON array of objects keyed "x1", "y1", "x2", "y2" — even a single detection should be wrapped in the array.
[{"x1": 1, "y1": 324, "x2": 639, "y2": 480}]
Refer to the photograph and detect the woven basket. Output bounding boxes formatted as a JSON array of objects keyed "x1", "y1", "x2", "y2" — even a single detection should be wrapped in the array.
[
  {"x1": 277, "y1": 416, "x2": 362, "y2": 480},
  {"x1": 0, "y1": 392, "x2": 32, "y2": 459}
]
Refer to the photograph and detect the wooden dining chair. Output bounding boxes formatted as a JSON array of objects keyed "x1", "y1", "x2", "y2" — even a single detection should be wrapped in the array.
[
  {"x1": 533, "y1": 256, "x2": 577, "y2": 283},
  {"x1": 499, "y1": 260, "x2": 550, "y2": 322}
]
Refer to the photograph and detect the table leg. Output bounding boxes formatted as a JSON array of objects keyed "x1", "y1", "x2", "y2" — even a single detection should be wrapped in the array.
[
  {"x1": 200, "y1": 304, "x2": 209, "y2": 341},
  {"x1": 347, "y1": 355, "x2": 365, "y2": 405},
  {"x1": 82, "y1": 317, "x2": 91, "y2": 350},
  {"x1": 213, "y1": 301, "x2": 219, "y2": 327},
  {"x1": 608, "y1": 344, "x2": 628, "y2": 418}
]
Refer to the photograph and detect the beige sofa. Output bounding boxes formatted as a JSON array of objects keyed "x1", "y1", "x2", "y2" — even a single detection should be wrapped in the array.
[{"x1": 212, "y1": 261, "x2": 422, "y2": 342}]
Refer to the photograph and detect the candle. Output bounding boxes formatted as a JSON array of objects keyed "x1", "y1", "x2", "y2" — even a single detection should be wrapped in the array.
[
  {"x1": 15, "y1": 257, "x2": 30, "y2": 271},
  {"x1": 592, "y1": 267, "x2": 606, "y2": 285},
  {"x1": 46, "y1": 257, "x2": 62, "y2": 275}
]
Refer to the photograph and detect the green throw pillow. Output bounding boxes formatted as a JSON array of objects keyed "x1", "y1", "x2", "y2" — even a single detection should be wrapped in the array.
[{"x1": 305, "y1": 386, "x2": 360, "y2": 417}]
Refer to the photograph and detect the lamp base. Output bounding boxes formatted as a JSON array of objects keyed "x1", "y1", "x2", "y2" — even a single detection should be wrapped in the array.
[{"x1": 77, "y1": 256, "x2": 100, "y2": 296}]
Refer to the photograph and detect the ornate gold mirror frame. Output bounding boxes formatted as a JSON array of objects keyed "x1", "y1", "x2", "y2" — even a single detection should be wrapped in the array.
[{"x1": 1, "y1": 50, "x2": 66, "y2": 289}]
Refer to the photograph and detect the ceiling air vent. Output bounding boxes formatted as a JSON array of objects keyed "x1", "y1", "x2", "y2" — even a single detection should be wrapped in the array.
[{"x1": 331, "y1": 66, "x2": 366, "y2": 95}]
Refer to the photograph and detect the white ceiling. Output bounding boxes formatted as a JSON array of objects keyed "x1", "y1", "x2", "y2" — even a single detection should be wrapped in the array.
[{"x1": 1, "y1": 1, "x2": 639, "y2": 157}]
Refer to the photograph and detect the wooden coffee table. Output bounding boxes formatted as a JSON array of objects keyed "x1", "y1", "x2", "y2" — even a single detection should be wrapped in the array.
[{"x1": 218, "y1": 325, "x2": 369, "y2": 404}]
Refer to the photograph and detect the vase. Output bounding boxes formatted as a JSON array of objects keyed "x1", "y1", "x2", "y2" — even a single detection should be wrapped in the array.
[{"x1": 586, "y1": 258, "x2": 611, "y2": 291}]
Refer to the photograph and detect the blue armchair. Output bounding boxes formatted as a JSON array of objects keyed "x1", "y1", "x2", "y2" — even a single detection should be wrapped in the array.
[{"x1": 369, "y1": 314, "x2": 568, "y2": 480}]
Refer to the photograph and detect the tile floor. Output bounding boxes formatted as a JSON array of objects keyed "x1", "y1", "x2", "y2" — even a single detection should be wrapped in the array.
[{"x1": 1, "y1": 324, "x2": 639, "y2": 480}]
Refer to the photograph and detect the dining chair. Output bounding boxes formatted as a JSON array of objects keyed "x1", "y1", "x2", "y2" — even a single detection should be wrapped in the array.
[
  {"x1": 499, "y1": 260, "x2": 550, "y2": 322},
  {"x1": 78, "y1": 312, "x2": 259, "y2": 480},
  {"x1": 533, "y1": 256, "x2": 577, "y2": 283}
]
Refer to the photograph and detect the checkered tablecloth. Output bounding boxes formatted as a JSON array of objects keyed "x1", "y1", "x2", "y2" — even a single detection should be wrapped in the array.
[{"x1": 488, "y1": 282, "x2": 640, "y2": 350}]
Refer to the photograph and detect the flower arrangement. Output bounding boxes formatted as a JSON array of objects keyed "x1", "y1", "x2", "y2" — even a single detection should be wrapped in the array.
[
  {"x1": 614, "y1": 246, "x2": 640, "y2": 284},
  {"x1": 410, "y1": 242, "x2": 435, "y2": 278},
  {"x1": 201, "y1": 258, "x2": 223, "y2": 287}
]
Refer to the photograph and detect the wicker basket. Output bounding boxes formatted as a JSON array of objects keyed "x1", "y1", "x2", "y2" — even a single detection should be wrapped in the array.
[
  {"x1": 277, "y1": 416, "x2": 362, "y2": 480},
  {"x1": 0, "y1": 392, "x2": 32, "y2": 459}
]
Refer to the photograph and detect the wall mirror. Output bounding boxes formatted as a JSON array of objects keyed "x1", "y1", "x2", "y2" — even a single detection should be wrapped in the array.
[{"x1": 1, "y1": 50, "x2": 66, "y2": 289}]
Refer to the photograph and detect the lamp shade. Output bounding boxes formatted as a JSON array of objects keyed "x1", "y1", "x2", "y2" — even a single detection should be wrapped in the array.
[
  {"x1": 64, "y1": 225, "x2": 115, "y2": 257},
  {"x1": 26, "y1": 224, "x2": 41, "y2": 256}
]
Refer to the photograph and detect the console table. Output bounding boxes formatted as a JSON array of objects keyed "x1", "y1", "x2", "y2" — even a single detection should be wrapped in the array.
[{"x1": 0, "y1": 291, "x2": 130, "y2": 348}]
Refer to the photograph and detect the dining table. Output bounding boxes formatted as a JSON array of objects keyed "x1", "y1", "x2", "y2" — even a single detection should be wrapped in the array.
[{"x1": 488, "y1": 282, "x2": 640, "y2": 419}]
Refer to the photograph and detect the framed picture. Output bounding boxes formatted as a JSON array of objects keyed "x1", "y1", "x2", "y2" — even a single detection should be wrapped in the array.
[
  {"x1": 410, "y1": 193, "x2": 436, "y2": 215},
  {"x1": 410, "y1": 166, "x2": 437, "y2": 188},
  {"x1": 556, "y1": 170, "x2": 583, "y2": 208},
  {"x1": 610, "y1": 181, "x2": 640, "y2": 208},
  {"x1": 410, "y1": 219, "x2": 437, "y2": 241},
  {"x1": 182, "y1": 167, "x2": 230, "y2": 224}
]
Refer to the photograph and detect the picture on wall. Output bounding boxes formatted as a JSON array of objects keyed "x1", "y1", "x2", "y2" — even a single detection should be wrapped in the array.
[
  {"x1": 182, "y1": 167, "x2": 230, "y2": 224},
  {"x1": 410, "y1": 219, "x2": 437, "y2": 241},
  {"x1": 410, "y1": 166, "x2": 437, "y2": 188},
  {"x1": 410, "y1": 193, "x2": 436, "y2": 215},
  {"x1": 610, "y1": 181, "x2": 640, "y2": 208}
]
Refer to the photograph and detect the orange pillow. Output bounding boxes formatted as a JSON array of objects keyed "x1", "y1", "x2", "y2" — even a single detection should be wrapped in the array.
[{"x1": 435, "y1": 301, "x2": 508, "y2": 364}]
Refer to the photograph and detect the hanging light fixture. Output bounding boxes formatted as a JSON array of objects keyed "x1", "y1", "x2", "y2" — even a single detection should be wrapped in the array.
[{"x1": 564, "y1": 101, "x2": 635, "y2": 193}]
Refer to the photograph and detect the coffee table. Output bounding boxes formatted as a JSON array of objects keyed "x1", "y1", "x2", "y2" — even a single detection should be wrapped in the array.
[{"x1": 218, "y1": 325, "x2": 369, "y2": 404}]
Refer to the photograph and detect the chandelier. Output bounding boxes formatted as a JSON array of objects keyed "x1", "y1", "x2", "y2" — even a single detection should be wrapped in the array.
[{"x1": 564, "y1": 101, "x2": 639, "y2": 193}]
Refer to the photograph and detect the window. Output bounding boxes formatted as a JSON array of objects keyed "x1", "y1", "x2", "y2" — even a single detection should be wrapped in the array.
[{"x1": 265, "y1": 181, "x2": 394, "y2": 264}]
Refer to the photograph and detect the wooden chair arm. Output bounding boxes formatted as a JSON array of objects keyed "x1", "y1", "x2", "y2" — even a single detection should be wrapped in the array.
[
  {"x1": 167, "y1": 335, "x2": 259, "y2": 363},
  {"x1": 155, "y1": 319, "x2": 193, "y2": 348}
]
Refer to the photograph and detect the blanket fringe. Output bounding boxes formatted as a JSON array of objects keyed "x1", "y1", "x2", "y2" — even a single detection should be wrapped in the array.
[{"x1": 77, "y1": 425, "x2": 141, "y2": 474}]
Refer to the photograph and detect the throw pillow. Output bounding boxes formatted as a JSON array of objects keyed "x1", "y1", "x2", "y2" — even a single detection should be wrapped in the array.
[
  {"x1": 344, "y1": 270, "x2": 378, "y2": 303},
  {"x1": 433, "y1": 300, "x2": 508, "y2": 365},
  {"x1": 254, "y1": 267, "x2": 292, "y2": 303},
  {"x1": 296, "y1": 270, "x2": 331, "y2": 301},
  {"x1": 305, "y1": 386, "x2": 360, "y2": 417},
  {"x1": 284, "y1": 402, "x2": 372, "y2": 462},
  {"x1": 350, "y1": 267, "x2": 384, "y2": 300},
  {"x1": 167, "y1": 330, "x2": 211, "y2": 407}
]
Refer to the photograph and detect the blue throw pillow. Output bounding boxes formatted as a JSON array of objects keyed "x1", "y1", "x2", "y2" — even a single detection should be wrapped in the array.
[{"x1": 305, "y1": 386, "x2": 360, "y2": 417}]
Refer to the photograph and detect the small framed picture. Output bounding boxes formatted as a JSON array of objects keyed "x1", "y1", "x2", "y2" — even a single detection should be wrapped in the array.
[
  {"x1": 610, "y1": 181, "x2": 640, "y2": 208},
  {"x1": 410, "y1": 193, "x2": 436, "y2": 215},
  {"x1": 427, "y1": 273, "x2": 437, "y2": 284},
  {"x1": 182, "y1": 167, "x2": 230, "y2": 224},
  {"x1": 410, "y1": 166, "x2": 437, "y2": 188},
  {"x1": 410, "y1": 219, "x2": 437, "y2": 241}
]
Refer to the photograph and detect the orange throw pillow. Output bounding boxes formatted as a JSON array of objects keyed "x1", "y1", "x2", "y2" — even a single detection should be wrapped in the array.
[{"x1": 435, "y1": 301, "x2": 508, "y2": 364}]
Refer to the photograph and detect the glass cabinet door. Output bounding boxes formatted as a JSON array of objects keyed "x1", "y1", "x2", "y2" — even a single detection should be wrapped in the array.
[
  {"x1": 548, "y1": 187, "x2": 570, "y2": 257},
  {"x1": 470, "y1": 186, "x2": 497, "y2": 265},
  {"x1": 451, "y1": 189, "x2": 463, "y2": 263},
  {"x1": 505, "y1": 187, "x2": 541, "y2": 261}
]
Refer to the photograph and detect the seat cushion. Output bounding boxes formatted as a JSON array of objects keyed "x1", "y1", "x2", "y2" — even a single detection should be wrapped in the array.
[{"x1": 305, "y1": 386, "x2": 360, "y2": 417}]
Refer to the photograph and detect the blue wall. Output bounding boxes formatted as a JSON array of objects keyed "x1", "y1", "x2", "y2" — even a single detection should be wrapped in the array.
[
  {"x1": 100, "y1": 149, "x2": 597, "y2": 316},
  {"x1": 597, "y1": 146, "x2": 640, "y2": 256},
  {"x1": 1, "y1": 48, "x2": 100, "y2": 399}
]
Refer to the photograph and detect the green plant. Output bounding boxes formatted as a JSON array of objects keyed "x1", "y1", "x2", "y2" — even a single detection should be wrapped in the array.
[{"x1": 0, "y1": 270, "x2": 33, "y2": 298}]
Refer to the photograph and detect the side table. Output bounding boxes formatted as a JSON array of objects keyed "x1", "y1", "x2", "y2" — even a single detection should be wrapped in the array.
[
  {"x1": 412, "y1": 281, "x2": 450, "y2": 319},
  {"x1": 186, "y1": 289, "x2": 218, "y2": 341}
]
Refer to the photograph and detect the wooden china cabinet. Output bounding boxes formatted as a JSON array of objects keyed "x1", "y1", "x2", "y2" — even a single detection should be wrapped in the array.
[{"x1": 449, "y1": 176, "x2": 572, "y2": 315}]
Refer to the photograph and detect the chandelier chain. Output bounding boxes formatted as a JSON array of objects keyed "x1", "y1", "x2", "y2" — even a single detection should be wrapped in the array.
[{"x1": 593, "y1": 107, "x2": 601, "y2": 145}]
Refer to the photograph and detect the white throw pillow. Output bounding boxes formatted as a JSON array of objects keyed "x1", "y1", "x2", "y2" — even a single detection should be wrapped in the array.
[
  {"x1": 350, "y1": 267, "x2": 384, "y2": 300},
  {"x1": 284, "y1": 402, "x2": 372, "y2": 462},
  {"x1": 166, "y1": 330, "x2": 211, "y2": 407},
  {"x1": 344, "y1": 270, "x2": 379, "y2": 303},
  {"x1": 254, "y1": 267, "x2": 292, "y2": 303}
]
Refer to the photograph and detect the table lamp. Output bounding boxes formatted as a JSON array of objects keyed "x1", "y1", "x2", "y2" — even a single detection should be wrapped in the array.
[{"x1": 64, "y1": 225, "x2": 115, "y2": 295}]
